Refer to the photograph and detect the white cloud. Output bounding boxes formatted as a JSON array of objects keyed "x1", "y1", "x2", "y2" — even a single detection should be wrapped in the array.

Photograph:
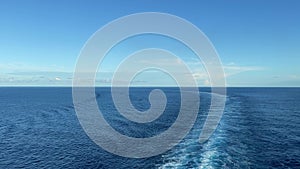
[
  {"x1": 204, "y1": 79, "x2": 210, "y2": 86},
  {"x1": 288, "y1": 74, "x2": 300, "y2": 79},
  {"x1": 55, "y1": 77, "x2": 61, "y2": 81},
  {"x1": 192, "y1": 72, "x2": 208, "y2": 80},
  {"x1": 223, "y1": 65, "x2": 264, "y2": 77},
  {"x1": 0, "y1": 59, "x2": 264, "y2": 86},
  {"x1": 0, "y1": 62, "x2": 68, "y2": 73}
]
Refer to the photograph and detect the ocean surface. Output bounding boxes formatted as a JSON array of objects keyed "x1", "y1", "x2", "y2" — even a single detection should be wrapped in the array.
[{"x1": 0, "y1": 87, "x2": 300, "y2": 168}]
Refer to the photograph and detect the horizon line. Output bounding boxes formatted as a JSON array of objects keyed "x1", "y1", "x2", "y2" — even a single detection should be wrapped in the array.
[{"x1": 0, "y1": 85, "x2": 299, "y2": 88}]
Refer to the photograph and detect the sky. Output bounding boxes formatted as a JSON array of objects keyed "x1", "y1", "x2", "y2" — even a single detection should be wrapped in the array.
[{"x1": 0, "y1": 0, "x2": 300, "y2": 87}]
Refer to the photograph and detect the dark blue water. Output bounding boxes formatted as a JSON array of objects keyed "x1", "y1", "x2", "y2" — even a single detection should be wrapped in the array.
[{"x1": 0, "y1": 87, "x2": 299, "y2": 168}]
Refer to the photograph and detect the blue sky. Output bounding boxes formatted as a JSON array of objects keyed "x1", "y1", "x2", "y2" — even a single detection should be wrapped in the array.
[{"x1": 0, "y1": 0, "x2": 299, "y2": 86}]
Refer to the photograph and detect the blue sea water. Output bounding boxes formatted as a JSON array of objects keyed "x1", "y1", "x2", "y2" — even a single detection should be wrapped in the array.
[{"x1": 0, "y1": 87, "x2": 300, "y2": 168}]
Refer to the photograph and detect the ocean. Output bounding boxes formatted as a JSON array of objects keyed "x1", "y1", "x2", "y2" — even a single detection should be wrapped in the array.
[{"x1": 0, "y1": 87, "x2": 299, "y2": 168}]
